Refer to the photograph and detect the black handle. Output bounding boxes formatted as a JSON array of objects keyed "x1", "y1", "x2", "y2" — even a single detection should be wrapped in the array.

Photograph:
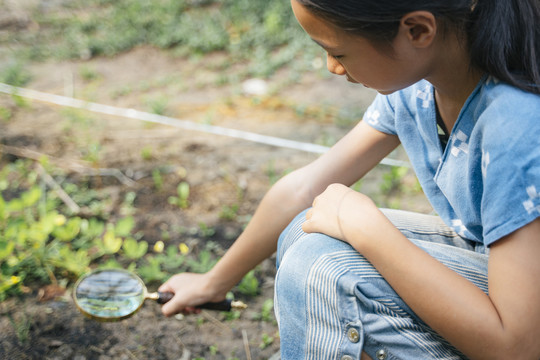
[{"x1": 157, "y1": 292, "x2": 233, "y2": 311}]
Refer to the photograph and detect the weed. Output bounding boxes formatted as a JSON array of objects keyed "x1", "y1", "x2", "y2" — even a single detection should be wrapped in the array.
[
  {"x1": 122, "y1": 238, "x2": 148, "y2": 260},
  {"x1": 237, "y1": 270, "x2": 259, "y2": 297},
  {"x1": 141, "y1": 146, "x2": 153, "y2": 161},
  {"x1": 380, "y1": 166, "x2": 409, "y2": 194},
  {"x1": 138, "y1": 255, "x2": 168, "y2": 283},
  {"x1": 155, "y1": 245, "x2": 186, "y2": 272},
  {"x1": 147, "y1": 97, "x2": 169, "y2": 116},
  {"x1": 82, "y1": 142, "x2": 102, "y2": 166},
  {"x1": 0, "y1": 160, "x2": 144, "y2": 300},
  {"x1": 198, "y1": 222, "x2": 215, "y2": 238},
  {"x1": 186, "y1": 244, "x2": 217, "y2": 274},
  {"x1": 219, "y1": 204, "x2": 239, "y2": 221},
  {"x1": 253, "y1": 298, "x2": 274, "y2": 323},
  {"x1": 259, "y1": 333, "x2": 274, "y2": 350},
  {"x1": 0, "y1": 62, "x2": 32, "y2": 87},
  {"x1": 8, "y1": 312, "x2": 32, "y2": 344},
  {"x1": 223, "y1": 309, "x2": 241, "y2": 322},
  {"x1": 0, "y1": 106, "x2": 12, "y2": 122},
  {"x1": 209, "y1": 345, "x2": 219, "y2": 355},
  {"x1": 10, "y1": 0, "x2": 318, "y2": 78},
  {"x1": 79, "y1": 65, "x2": 101, "y2": 82},
  {"x1": 152, "y1": 169, "x2": 163, "y2": 191},
  {"x1": 168, "y1": 181, "x2": 190, "y2": 209}
]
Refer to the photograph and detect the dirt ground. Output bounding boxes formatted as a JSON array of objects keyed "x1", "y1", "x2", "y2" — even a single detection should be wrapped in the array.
[{"x1": 0, "y1": 13, "x2": 434, "y2": 360}]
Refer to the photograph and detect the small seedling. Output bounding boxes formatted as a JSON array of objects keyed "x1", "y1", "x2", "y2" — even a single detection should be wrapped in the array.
[
  {"x1": 237, "y1": 270, "x2": 259, "y2": 297},
  {"x1": 259, "y1": 333, "x2": 274, "y2": 349},
  {"x1": 122, "y1": 238, "x2": 148, "y2": 260},
  {"x1": 168, "y1": 182, "x2": 190, "y2": 209}
]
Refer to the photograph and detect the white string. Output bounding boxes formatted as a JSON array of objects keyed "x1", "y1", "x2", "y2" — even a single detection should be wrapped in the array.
[{"x1": 0, "y1": 83, "x2": 410, "y2": 168}]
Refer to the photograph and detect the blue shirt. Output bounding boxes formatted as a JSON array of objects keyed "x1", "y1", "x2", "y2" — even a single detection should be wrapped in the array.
[{"x1": 365, "y1": 76, "x2": 540, "y2": 246}]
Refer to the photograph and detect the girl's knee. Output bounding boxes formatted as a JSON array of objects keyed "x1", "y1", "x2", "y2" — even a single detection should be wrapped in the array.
[{"x1": 276, "y1": 208, "x2": 310, "y2": 267}]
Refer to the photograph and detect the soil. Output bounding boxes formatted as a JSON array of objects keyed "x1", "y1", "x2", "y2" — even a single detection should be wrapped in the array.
[{"x1": 0, "y1": 6, "x2": 433, "y2": 360}]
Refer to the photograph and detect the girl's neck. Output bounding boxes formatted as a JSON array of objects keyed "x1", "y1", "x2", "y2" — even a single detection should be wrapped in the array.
[{"x1": 426, "y1": 34, "x2": 483, "y2": 132}]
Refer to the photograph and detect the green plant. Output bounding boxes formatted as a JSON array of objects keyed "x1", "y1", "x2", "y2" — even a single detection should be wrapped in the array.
[
  {"x1": 0, "y1": 160, "x2": 145, "y2": 300},
  {"x1": 237, "y1": 269, "x2": 259, "y2": 297},
  {"x1": 259, "y1": 333, "x2": 274, "y2": 350},
  {"x1": 0, "y1": 62, "x2": 31, "y2": 87},
  {"x1": 198, "y1": 222, "x2": 215, "y2": 238},
  {"x1": 8, "y1": 312, "x2": 32, "y2": 344},
  {"x1": 168, "y1": 181, "x2": 190, "y2": 209},
  {"x1": 152, "y1": 169, "x2": 163, "y2": 190},
  {"x1": 209, "y1": 345, "x2": 219, "y2": 355},
  {"x1": 155, "y1": 245, "x2": 187, "y2": 272},
  {"x1": 141, "y1": 146, "x2": 153, "y2": 161},
  {"x1": 254, "y1": 298, "x2": 274, "y2": 323},
  {"x1": 79, "y1": 65, "x2": 101, "y2": 82},
  {"x1": 0, "y1": 106, "x2": 12, "y2": 122},
  {"x1": 219, "y1": 204, "x2": 239, "y2": 221},
  {"x1": 122, "y1": 238, "x2": 148, "y2": 260},
  {"x1": 186, "y1": 248, "x2": 217, "y2": 274},
  {"x1": 138, "y1": 255, "x2": 168, "y2": 283},
  {"x1": 82, "y1": 142, "x2": 102, "y2": 166},
  {"x1": 10, "y1": 0, "x2": 318, "y2": 79},
  {"x1": 380, "y1": 166, "x2": 409, "y2": 194},
  {"x1": 147, "y1": 97, "x2": 168, "y2": 115}
]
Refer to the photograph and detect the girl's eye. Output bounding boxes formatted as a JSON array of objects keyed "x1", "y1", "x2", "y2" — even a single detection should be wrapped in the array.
[{"x1": 332, "y1": 54, "x2": 344, "y2": 60}]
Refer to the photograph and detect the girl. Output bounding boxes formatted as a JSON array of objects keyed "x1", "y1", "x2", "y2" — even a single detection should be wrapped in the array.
[{"x1": 160, "y1": 0, "x2": 540, "y2": 359}]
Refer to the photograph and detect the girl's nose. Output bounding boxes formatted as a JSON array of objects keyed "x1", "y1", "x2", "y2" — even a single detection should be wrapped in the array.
[{"x1": 326, "y1": 53, "x2": 347, "y2": 76}]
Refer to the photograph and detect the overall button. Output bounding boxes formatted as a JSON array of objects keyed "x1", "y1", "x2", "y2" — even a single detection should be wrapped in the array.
[
  {"x1": 376, "y1": 349, "x2": 388, "y2": 360},
  {"x1": 347, "y1": 328, "x2": 360, "y2": 343},
  {"x1": 341, "y1": 356, "x2": 354, "y2": 360}
]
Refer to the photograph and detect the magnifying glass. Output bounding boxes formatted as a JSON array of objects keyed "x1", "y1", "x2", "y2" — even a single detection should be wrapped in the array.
[{"x1": 73, "y1": 268, "x2": 247, "y2": 321}]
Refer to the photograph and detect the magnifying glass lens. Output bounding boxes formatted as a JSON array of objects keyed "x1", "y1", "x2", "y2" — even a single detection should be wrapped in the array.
[{"x1": 75, "y1": 269, "x2": 145, "y2": 319}]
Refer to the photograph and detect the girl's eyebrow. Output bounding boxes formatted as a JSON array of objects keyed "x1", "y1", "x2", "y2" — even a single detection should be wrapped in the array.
[{"x1": 311, "y1": 38, "x2": 338, "y2": 51}]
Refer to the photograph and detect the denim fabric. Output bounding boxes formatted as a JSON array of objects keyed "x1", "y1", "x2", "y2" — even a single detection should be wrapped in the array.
[
  {"x1": 364, "y1": 77, "x2": 540, "y2": 246},
  {"x1": 275, "y1": 209, "x2": 489, "y2": 360}
]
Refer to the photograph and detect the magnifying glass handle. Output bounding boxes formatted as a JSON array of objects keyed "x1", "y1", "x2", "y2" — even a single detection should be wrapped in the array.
[
  {"x1": 157, "y1": 291, "x2": 174, "y2": 304},
  {"x1": 156, "y1": 292, "x2": 245, "y2": 311}
]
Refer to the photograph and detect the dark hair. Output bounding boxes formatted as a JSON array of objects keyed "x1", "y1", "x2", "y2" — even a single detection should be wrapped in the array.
[{"x1": 296, "y1": 0, "x2": 540, "y2": 94}]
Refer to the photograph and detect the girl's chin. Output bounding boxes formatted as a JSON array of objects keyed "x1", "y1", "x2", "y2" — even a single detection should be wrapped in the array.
[{"x1": 346, "y1": 75, "x2": 359, "y2": 84}]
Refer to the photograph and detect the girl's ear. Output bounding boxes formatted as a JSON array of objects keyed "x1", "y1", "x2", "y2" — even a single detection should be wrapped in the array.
[{"x1": 400, "y1": 11, "x2": 437, "y2": 48}]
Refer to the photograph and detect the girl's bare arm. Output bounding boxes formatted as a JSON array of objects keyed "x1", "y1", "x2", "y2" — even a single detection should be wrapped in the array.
[
  {"x1": 304, "y1": 185, "x2": 540, "y2": 360},
  {"x1": 159, "y1": 121, "x2": 400, "y2": 316}
]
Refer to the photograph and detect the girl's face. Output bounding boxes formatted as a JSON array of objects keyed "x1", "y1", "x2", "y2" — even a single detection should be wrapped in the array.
[{"x1": 291, "y1": 0, "x2": 433, "y2": 95}]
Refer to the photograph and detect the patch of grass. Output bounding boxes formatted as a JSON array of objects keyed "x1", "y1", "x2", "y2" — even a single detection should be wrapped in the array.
[
  {"x1": 12, "y1": 0, "x2": 317, "y2": 78},
  {"x1": 0, "y1": 62, "x2": 32, "y2": 87}
]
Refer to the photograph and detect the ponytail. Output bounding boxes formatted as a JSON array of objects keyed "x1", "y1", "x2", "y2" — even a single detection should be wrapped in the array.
[{"x1": 468, "y1": 0, "x2": 540, "y2": 94}]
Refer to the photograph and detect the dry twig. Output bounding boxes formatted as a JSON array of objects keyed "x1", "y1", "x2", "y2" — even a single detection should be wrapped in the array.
[
  {"x1": 0, "y1": 144, "x2": 138, "y2": 187},
  {"x1": 36, "y1": 163, "x2": 81, "y2": 213},
  {"x1": 242, "y1": 329, "x2": 252, "y2": 360}
]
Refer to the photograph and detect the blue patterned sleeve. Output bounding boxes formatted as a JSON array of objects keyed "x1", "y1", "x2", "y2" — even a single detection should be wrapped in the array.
[
  {"x1": 480, "y1": 93, "x2": 540, "y2": 246},
  {"x1": 363, "y1": 94, "x2": 397, "y2": 135}
]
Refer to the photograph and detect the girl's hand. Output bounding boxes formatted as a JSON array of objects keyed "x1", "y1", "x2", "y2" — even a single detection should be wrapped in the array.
[
  {"x1": 302, "y1": 183, "x2": 388, "y2": 250},
  {"x1": 158, "y1": 272, "x2": 226, "y2": 317}
]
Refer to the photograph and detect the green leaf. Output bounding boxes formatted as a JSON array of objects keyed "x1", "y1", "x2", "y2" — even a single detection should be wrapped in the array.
[
  {"x1": 122, "y1": 237, "x2": 148, "y2": 260},
  {"x1": 0, "y1": 240, "x2": 14, "y2": 261},
  {"x1": 237, "y1": 270, "x2": 259, "y2": 297},
  {"x1": 102, "y1": 230, "x2": 123, "y2": 254},
  {"x1": 53, "y1": 217, "x2": 82, "y2": 241},
  {"x1": 81, "y1": 218, "x2": 105, "y2": 238},
  {"x1": 21, "y1": 186, "x2": 42, "y2": 208},
  {"x1": 138, "y1": 256, "x2": 167, "y2": 283},
  {"x1": 177, "y1": 182, "x2": 190, "y2": 199},
  {"x1": 0, "y1": 194, "x2": 7, "y2": 221},
  {"x1": 115, "y1": 216, "x2": 135, "y2": 237},
  {"x1": 6, "y1": 198, "x2": 24, "y2": 212},
  {"x1": 56, "y1": 247, "x2": 90, "y2": 275}
]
